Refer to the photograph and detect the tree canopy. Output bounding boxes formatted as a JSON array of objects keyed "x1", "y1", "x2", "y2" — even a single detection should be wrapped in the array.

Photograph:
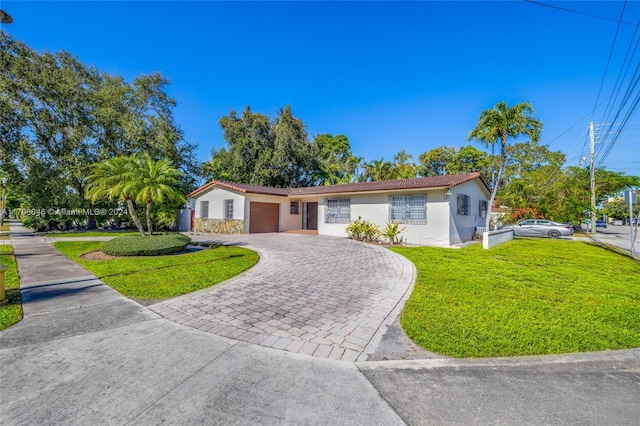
[
  {"x1": 205, "y1": 106, "x2": 313, "y2": 188},
  {"x1": 417, "y1": 145, "x2": 490, "y2": 177},
  {"x1": 0, "y1": 31, "x2": 198, "y2": 229}
]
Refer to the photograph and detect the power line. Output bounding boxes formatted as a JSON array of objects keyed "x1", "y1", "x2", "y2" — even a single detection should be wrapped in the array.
[
  {"x1": 591, "y1": 1, "x2": 628, "y2": 120},
  {"x1": 524, "y1": 0, "x2": 639, "y2": 26}
]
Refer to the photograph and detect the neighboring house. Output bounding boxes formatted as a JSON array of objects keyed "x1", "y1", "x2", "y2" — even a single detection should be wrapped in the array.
[{"x1": 188, "y1": 173, "x2": 490, "y2": 247}]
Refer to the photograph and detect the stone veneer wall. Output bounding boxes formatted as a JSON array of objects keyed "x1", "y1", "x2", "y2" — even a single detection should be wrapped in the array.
[{"x1": 194, "y1": 218, "x2": 244, "y2": 234}]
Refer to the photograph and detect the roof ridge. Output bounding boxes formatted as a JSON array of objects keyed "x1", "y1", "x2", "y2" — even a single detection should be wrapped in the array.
[{"x1": 188, "y1": 173, "x2": 488, "y2": 198}]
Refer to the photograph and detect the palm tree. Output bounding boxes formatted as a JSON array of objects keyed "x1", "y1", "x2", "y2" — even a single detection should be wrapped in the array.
[
  {"x1": 85, "y1": 156, "x2": 146, "y2": 236},
  {"x1": 133, "y1": 153, "x2": 186, "y2": 235},
  {"x1": 393, "y1": 149, "x2": 417, "y2": 179},
  {"x1": 468, "y1": 101, "x2": 542, "y2": 230},
  {"x1": 347, "y1": 155, "x2": 365, "y2": 181},
  {"x1": 364, "y1": 158, "x2": 395, "y2": 181}
]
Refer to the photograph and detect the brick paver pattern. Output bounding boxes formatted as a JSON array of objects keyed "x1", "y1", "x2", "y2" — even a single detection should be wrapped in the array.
[{"x1": 151, "y1": 234, "x2": 412, "y2": 361}]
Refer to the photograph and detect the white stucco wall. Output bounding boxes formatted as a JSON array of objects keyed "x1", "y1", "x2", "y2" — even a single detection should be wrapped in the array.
[
  {"x1": 244, "y1": 194, "x2": 302, "y2": 233},
  {"x1": 317, "y1": 190, "x2": 452, "y2": 246},
  {"x1": 448, "y1": 180, "x2": 490, "y2": 244},
  {"x1": 194, "y1": 187, "x2": 245, "y2": 220}
]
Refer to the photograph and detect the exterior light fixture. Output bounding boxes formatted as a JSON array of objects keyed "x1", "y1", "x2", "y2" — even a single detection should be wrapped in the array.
[
  {"x1": 445, "y1": 189, "x2": 453, "y2": 199},
  {"x1": 0, "y1": 10, "x2": 13, "y2": 24}
]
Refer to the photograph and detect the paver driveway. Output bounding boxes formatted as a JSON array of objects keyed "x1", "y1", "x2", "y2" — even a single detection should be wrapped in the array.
[{"x1": 151, "y1": 233, "x2": 415, "y2": 361}]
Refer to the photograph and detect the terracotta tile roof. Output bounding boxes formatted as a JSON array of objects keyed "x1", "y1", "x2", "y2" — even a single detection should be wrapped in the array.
[
  {"x1": 289, "y1": 173, "x2": 487, "y2": 196},
  {"x1": 188, "y1": 180, "x2": 291, "y2": 197},
  {"x1": 189, "y1": 173, "x2": 489, "y2": 198}
]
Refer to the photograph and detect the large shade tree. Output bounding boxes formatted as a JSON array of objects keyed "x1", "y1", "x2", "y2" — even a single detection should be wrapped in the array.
[
  {"x1": 312, "y1": 133, "x2": 354, "y2": 185},
  {"x1": 468, "y1": 101, "x2": 543, "y2": 230},
  {"x1": 206, "y1": 106, "x2": 316, "y2": 188},
  {"x1": 417, "y1": 145, "x2": 490, "y2": 177},
  {"x1": 1, "y1": 31, "x2": 199, "y2": 230}
]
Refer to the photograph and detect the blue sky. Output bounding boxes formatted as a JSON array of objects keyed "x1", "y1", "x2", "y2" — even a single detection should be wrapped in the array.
[{"x1": 2, "y1": 1, "x2": 639, "y2": 179}]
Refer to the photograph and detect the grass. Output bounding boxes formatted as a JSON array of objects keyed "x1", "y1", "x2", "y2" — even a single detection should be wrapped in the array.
[
  {"x1": 101, "y1": 234, "x2": 191, "y2": 256},
  {"x1": 0, "y1": 245, "x2": 23, "y2": 330},
  {"x1": 54, "y1": 241, "x2": 259, "y2": 303},
  {"x1": 392, "y1": 238, "x2": 640, "y2": 358}
]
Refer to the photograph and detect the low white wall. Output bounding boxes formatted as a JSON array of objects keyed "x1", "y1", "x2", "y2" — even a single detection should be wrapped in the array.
[{"x1": 483, "y1": 228, "x2": 513, "y2": 249}]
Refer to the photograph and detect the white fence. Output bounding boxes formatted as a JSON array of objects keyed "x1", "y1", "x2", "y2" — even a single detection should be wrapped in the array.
[{"x1": 483, "y1": 228, "x2": 514, "y2": 249}]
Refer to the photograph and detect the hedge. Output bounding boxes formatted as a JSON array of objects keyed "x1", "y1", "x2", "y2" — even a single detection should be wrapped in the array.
[{"x1": 101, "y1": 234, "x2": 191, "y2": 256}]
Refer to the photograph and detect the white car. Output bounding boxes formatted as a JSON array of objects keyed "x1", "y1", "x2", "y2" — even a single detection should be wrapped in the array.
[{"x1": 502, "y1": 219, "x2": 574, "y2": 238}]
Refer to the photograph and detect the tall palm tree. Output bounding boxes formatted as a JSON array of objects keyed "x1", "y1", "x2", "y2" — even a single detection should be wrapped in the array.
[
  {"x1": 468, "y1": 101, "x2": 542, "y2": 230},
  {"x1": 85, "y1": 156, "x2": 146, "y2": 236},
  {"x1": 133, "y1": 153, "x2": 186, "y2": 235}
]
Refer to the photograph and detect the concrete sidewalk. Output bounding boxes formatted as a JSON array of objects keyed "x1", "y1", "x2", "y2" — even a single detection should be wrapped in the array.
[
  {"x1": 0, "y1": 222, "x2": 157, "y2": 347},
  {"x1": 0, "y1": 221, "x2": 403, "y2": 425}
]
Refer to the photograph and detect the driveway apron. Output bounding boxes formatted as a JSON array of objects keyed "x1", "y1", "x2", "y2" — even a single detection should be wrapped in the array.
[{"x1": 151, "y1": 233, "x2": 415, "y2": 361}]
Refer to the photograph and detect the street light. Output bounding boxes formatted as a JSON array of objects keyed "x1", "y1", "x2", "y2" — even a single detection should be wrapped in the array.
[{"x1": 0, "y1": 9, "x2": 13, "y2": 24}]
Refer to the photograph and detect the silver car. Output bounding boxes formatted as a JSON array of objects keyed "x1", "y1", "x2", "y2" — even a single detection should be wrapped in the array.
[{"x1": 504, "y1": 219, "x2": 574, "y2": 238}]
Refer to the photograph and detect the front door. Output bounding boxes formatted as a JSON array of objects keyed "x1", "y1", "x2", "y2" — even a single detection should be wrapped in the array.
[{"x1": 305, "y1": 202, "x2": 318, "y2": 230}]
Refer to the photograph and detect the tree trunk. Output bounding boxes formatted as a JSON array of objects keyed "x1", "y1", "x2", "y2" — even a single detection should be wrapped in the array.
[
  {"x1": 485, "y1": 163, "x2": 504, "y2": 231},
  {"x1": 484, "y1": 137, "x2": 507, "y2": 231},
  {"x1": 86, "y1": 214, "x2": 97, "y2": 230},
  {"x1": 112, "y1": 199, "x2": 119, "y2": 229},
  {"x1": 146, "y1": 201, "x2": 153, "y2": 236},
  {"x1": 126, "y1": 198, "x2": 145, "y2": 236}
]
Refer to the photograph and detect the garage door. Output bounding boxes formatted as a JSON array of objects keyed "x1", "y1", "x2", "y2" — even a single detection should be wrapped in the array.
[{"x1": 249, "y1": 202, "x2": 280, "y2": 233}]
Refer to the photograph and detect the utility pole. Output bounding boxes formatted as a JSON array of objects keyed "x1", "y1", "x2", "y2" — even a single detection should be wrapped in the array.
[
  {"x1": 626, "y1": 190, "x2": 636, "y2": 255},
  {"x1": 589, "y1": 120, "x2": 597, "y2": 236}
]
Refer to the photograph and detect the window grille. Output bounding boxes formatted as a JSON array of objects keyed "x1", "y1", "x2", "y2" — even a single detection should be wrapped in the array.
[
  {"x1": 200, "y1": 200, "x2": 209, "y2": 218},
  {"x1": 224, "y1": 199, "x2": 233, "y2": 220},
  {"x1": 389, "y1": 195, "x2": 427, "y2": 224},
  {"x1": 457, "y1": 194, "x2": 470, "y2": 216},
  {"x1": 325, "y1": 198, "x2": 350, "y2": 223},
  {"x1": 290, "y1": 201, "x2": 300, "y2": 215}
]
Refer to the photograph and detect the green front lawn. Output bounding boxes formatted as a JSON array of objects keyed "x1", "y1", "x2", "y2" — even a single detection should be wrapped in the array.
[
  {"x1": 392, "y1": 239, "x2": 640, "y2": 358},
  {"x1": 0, "y1": 245, "x2": 23, "y2": 330},
  {"x1": 54, "y1": 241, "x2": 258, "y2": 303}
]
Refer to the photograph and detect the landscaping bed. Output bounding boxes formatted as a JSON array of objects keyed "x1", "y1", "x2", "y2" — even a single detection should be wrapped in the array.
[{"x1": 392, "y1": 239, "x2": 640, "y2": 358}]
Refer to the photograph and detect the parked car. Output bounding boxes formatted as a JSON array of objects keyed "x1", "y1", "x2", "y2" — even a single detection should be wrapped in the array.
[
  {"x1": 501, "y1": 219, "x2": 574, "y2": 238},
  {"x1": 595, "y1": 220, "x2": 607, "y2": 228}
]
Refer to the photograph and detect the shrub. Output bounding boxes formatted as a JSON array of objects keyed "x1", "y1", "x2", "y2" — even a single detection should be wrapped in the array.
[
  {"x1": 101, "y1": 234, "x2": 191, "y2": 256},
  {"x1": 345, "y1": 217, "x2": 380, "y2": 242},
  {"x1": 380, "y1": 221, "x2": 405, "y2": 244}
]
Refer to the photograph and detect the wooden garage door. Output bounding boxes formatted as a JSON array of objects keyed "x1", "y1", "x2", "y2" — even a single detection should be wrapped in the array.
[{"x1": 249, "y1": 202, "x2": 279, "y2": 233}]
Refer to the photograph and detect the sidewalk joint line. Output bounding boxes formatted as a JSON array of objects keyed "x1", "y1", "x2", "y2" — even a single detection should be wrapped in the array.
[{"x1": 123, "y1": 341, "x2": 239, "y2": 425}]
